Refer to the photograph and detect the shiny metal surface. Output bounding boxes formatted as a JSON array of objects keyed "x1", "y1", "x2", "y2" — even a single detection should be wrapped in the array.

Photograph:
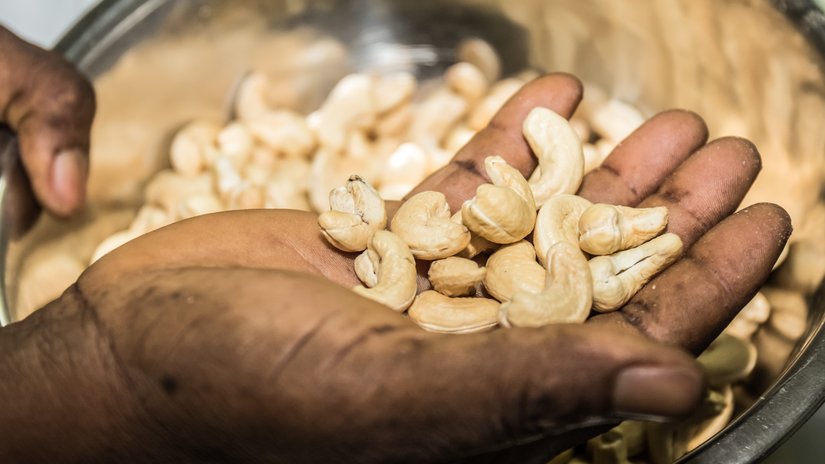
[{"x1": 3, "y1": 0, "x2": 824, "y2": 462}]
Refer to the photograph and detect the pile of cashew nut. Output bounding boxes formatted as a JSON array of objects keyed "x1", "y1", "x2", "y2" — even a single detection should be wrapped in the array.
[{"x1": 87, "y1": 38, "x2": 818, "y2": 464}]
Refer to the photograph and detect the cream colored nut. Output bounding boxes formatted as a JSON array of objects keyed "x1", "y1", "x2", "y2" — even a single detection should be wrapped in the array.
[
  {"x1": 425, "y1": 147, "x2": 455, "y2": 176},
  {"x1": 523, "y1": 107, "x2": 585, "y2": 206},
  {"x1": 409, "y1": 87, "x2": 469, "y2": 150},
  {"x1": 243, "y1": 163, "x2": 272, "y2": 186},
  {"x1": 444, "y1": 62, "x2": 489, "y2": 101},
  {"x1": 428, "y1": 257, "x2": 486, "y2": 297},
  {"x1": 775, "y1": 240, "x2": 825, "y2": 294},
  {"x1": 407, "y1": 291, "x2": 499, "y2": 334},
  {"x1": 233, "y1": 71, "x2": 270, "y2": 120},
  {"x1": 246, "y1": 110, "x2": 316, "y2": 159},
  {"x1": 449, "y1": 212, "x2": 498, "y2": 259},
  {"x1": 271, "y1": 158, "x2": 311, "y2": 192},
  {"x1": 378, "y1": 142, "x2": 429, "y2": 200},
  {"x1": 533, "y1": 194, "x2": 593, "y2": 268},
  {"x1": 724, "y1": 292, "x2": 771, "y2": 340},
  {"x1": 375, "y1": 104, "x2": 412, "y2": 137},
  {"x1": 145, "y1": 170, "x2": 213, "y2": 215},
  {"x1": 763, "y1": 287, "x2": 808, "y2": 341},
  {"x1": 443, "y1": 124, "x2": 476, "y2": 154},
  {"x1": 457, "y1": 38, "x2": 502, "y2": 83},
  {"x1": 583, "y1": 143, "x2": 608, "y2": 174},
  {"x1": 686, "y1": 386, "x2": 734, "y2": 452},
  {"x1": 177, "y1": 193, "x2": 224, "y2": 219},
  {"x1": 697, "y1": 333, "x2": 757, "y2": 388},
  {"x1": 129, "y1": 205, "x2": 171, "y2": 234},
  {"x1": 170, "y1": 120, "x2": 220, "y2": 176},
  {"x1": 579, "y1": 204, "x2": 669, "y2": 256},
  {"x1": 483, "y1": 241, "x2": 545, "y2": 303},
  {"x1": 374, "y1": 72, "x2": 416, "y2": 114},
  {"x1": 264, "y1": 180, "x2": 311, "y2": 211},
  {"x1": 461, "y1": 156, "x2": 536, "y2": 244},
  {"x1": 589, "y1": 233, "x2": 683, "y2": 312},
  {"x1": 499, "y1": 242, "x2": 592, "y2": 327},
  {"x1": 390, "y1": 191, "x2": 470, "y2": 260},
  {"x1": 354, "y1": 248, "x2": 379, "y2": 288},
  {"x1": 587, "y1": 427, "x2": 631, "y2": 464},
  {"x1": 315, "y1": 73, "x2": 376, "y2": 153},
  {"x1": 590, "y1": 99, "x2": 646, "y2": 143},
  {"x1": 309, "y1": 148, "x2": 346, "y2": 212},
  {"x1": 569, "y1": 117, "x2": 592, "y2": 143},
  {"x1": 214, "y1": 156, "x2": 263, "y2": 209},
  {"x1": 318, "y1": 176, "x2": 387, "y2": 252},
  {"x1": 467, "y1": 78, "x2": 522, "y2": 131},
  {"x1": 251, "y1": 146, "x2": 278, "y2": 167},
  {"x1": 90, "y1": 229, "x2": 141, "y2": 264},
  {"x1": 217, "y1": 121, "x2": 254, "y2": 166},
  {"x1": 352, "y1": 230, "x2": 417, "y2": 312}
]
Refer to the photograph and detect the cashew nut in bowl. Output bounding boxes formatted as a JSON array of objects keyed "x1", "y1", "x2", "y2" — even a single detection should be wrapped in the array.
[
  {"x1": 352, "y1": 230, "x2": 417, "y2": 312},
  {"x1": 407, "y1": 291, "x2": 499, "y2": 334},
  {"x1": 697, "y1": 333, "x2": 758, "y2": 388},
  {"x1": 456, "y1": 37, "x2": 502, "y2": 83},
  {"x1": 318, "y1": 176, "x2": 387, "y2": 252},
  {"x1": 217, "y1": 121, "x2": 254, "y2": 166},
  {"x1": 461, "y1": 156, "x2": 537, "y2": 244},
  {"x1": 246, "y1": 110, "x2": 316, "y2": 159},
  {"x1": 579, "y1": 204, "x2": 669, "y2": 256},
  {"x1": 589, "y1": 233, "x2": 683, "y2": 312},
  {"x1": 373, "y1": 72, "x2": 416, "y2": 114},
  {"x1": 444, "y1": 62, "x2": 489, "y2": 101},
  {"x1": 169, "y1": 120, "x2": 221, "y2": 176},
  {"x1": 390, "y1": 191, "x2": 471, "y2": 260},
  {"x1": 483, "y1": 241, "x2": 545, "y2": 302},
  {"x1": 723, "y1": 292, "x2": 770, "y2": 340},
  {"x1": 523, "y1": 107, "x2": 585, "y2": 206},
  {"x1": 499, "y1": 242, "x2": 592, "y2": 328},
  {"x1": 533, "y1": 194, "x2": 593, "y2": 268},
  {"x1": 428, "y1": 257, "x2": 486, "y2": 297}
]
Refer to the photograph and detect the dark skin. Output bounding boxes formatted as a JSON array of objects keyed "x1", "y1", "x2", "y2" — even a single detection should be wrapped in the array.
[{"x1": 0, "y1": 28, "x2": 791, "y2": 463}]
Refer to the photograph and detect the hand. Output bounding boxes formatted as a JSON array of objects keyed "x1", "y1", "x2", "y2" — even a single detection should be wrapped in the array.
[
  {"x1": 0, "y1": 26, "x2": 95, "y2": 224},
  {"x1": 0, "y1": 75, "x2": 789, "y2": 463}
]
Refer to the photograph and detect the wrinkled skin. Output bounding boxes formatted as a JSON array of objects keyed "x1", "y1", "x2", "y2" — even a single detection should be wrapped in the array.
[{"x1": 0, "y1": 29, "x2": 791, "y2": 464}]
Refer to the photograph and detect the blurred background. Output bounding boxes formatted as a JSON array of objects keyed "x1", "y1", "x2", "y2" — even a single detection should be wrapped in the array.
[{"x1": 0, "y1": 0, "x2": 823, "y2": 462}]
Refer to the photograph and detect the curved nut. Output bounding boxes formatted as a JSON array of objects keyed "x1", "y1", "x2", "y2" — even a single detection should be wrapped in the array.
[
  {"x1": 428, "y1": 257, "x2": 486, "y2": 297},
  {"x1": 390, "y1": 191, "x2": 470, "y2": 260},
  {"x1": 374, "y1": 72, "x2": 416, "y2": 114},
  {"x1": 445, "y1": 62, "x2": 489, "y2": 101},
  {"x1": 579, "y1": 204, "x2": 669, "y2": 255},
  {"x1": 247, "y1": 110, "x2": 316, "y2": 159},
  {"x1": 354, "y1": 248, "x2": 379, "y2": 288},
  {"x1": 378, "y1": 142, "x2": 429, "y2": 201},
  {"x1": 697, "y1": 333, "x2": 757, "y2": 388},
  {"x1": 315, "y1": 73, "x2": 376, "y2": 153},
  {"x1": 449, "y1": 213, "x2": 497, "y2": 259},
  {"x1": 352, "y1": 230, "x2": 417, "y2": 312},
  {"x1": 523, "y1": 107, "x2": 585, "y2": 206},
  {"x1": 217, "y1": 121, "x2": 254, "y2": 166},
  {"x1": 409, "y1": 87, "x2": 468, "y2": 150},
  {"x1": 499, "y1": 242, "x2": 592, "y2": 327},
  {"x1": 590, "y1": 99, "x2": 645, "y2": 143},
  {"x1": 408, "y1": 291, "x2": 499, "y2": 334},
  {"x1": 457, "y1": 38, "x2": 501, "y2": 83},
  {"x1": 170, "y1": 120, "x2": 220, "y2": 176},
  {"x1": 461, "y1": 156, "x2": 536, "y2": 244},
  {"x1": 483, "y1": 241, "x2": 545, "y2": 302},
  {"x1": 589, "y1": 233, "x2": 683, "y2": 312},
  {"x1": 533, "y1": 194, "x2": 593, "y2": 268},
  {"x1": 686, "y1": 386, "x2": 734, "y2": 452},
  {"x1": 318, "y1": 176, "x2": 387, "y2": 252},
  {"x1": 233, "y1": 71, "x2": 271, "y2": 120},
  {"x1": 145, "y1": 170, "x2": 213, "y2": 215}
]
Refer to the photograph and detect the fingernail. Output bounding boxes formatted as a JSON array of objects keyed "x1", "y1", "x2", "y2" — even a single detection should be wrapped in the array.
[
  {"x1": 612, "y1": 365, "x2": 704, "y2": 419},
  {"x1": 52, "y1": 149, "x2": 87, "y2": 212}
]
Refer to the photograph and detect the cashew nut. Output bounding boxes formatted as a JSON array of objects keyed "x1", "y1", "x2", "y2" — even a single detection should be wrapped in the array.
[
  {"x1": 233, "y1": 71, "x2": 271, "y2": 121},
  {"x1": 373, "y1": 72, "x2": 416, "y2": 114},
  {"x1": 579, "y1": 204, "x2": 669, "y2": 256},
  {"x1": 428, "y1": 257, "x2": 486, "y2": 297},
  {"x1": 246, "y1": 110, "x2": 316, "y2": 159},
  {"x1": 390, "y1": 191, "x2": 471, "y2": 260},
  {"x1": 314, "y1": 73, "x2": 376, "y2": 153},
  {"x1": 461, "y1": 156, "x2": 536, "y2": 244},
  {"x1": 177, "y1": 193, "x2": 224, "y2": 219},
  {"x1": 145, "y1": 170, "x2": 213, "y2": 215},
  {"x1": 533, "y1": 194, "x2": 593, "y2": 268},
  {"x1": 523, "y1": 107, "x2": 585, "y2": 206},
  {"x1": 590, "y1": 99, "x2": 645, "y2": 144},
  {"x1": 456, "y1": 38, "x2": 502, "y2": 83},
  {"x1": 354, "y1": 248, "x2": 379, "y2": 288},
  {"x1": 213, "y1": 156, "x2": 263, "y2": 209},
  {"x1": 443, "y1": 124, "x2": 477, "y2": 154},
  {"x1": 318, "y1": 176, "x2": 387, "y2": 252},
  {"x1": 377, "y1": 142, "x2": 429, "y2": 201},
  {"x1": 483, "y1": 241, "x2": 545, "y2": 303},
  {"x1": 444, "y1": 62, "x2": 489, "y2": 101},
  {"x1": 589, "y1": 233, "x2": 683, "y2": 312},
  {"x1": 697, "y1": 333, "x2": 757, "y2": 388},
  {"x1": 217, "y1": 121, "x2": 254, "y2": 166},
  {"x1": 169, "y1": 120, "x2": 220, "y2": 176},
  {"x1": 352, "y1": 230, "x2": 417, "y2": 312},
  {"x1": 409, "y1": 87, "x2": 468, "y2": 152},
  {"x1": 685, "y1": 386, "x2": 734, "y2": 452},
  {"x1": 499, "y1": 242, "x2": 592, "y2": 327},
  {"x1": 407, "y1": 291, "x2": 499, "y2": 334},
  {"x1": 724, "y1": 292, "x2": 771, "y2": 340}
]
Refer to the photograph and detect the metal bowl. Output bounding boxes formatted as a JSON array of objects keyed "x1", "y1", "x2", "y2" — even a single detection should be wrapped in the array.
[{"x1": 2, "y1": 0, "x2": 824, "y2": 462}]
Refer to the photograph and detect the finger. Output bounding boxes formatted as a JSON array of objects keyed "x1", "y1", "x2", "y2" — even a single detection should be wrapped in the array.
[
  {"x1": 590, "y1": 203, "x2": 792, "y2": 354},
  {"x1": 637, "y1": 136, "x2": 762, "y2": 248},
  {"x1": 408, "y1": 73, "x2": 583, "y2": 211},
  {"x1": 1, "y1": 30, "x2": 95, "y2": 218},
  {"x1": 383, "y1": 324, "x2": 704, "y2": 462},
  {"x1": 578, "y1": 110, "x2": 708, "y2": 206}
]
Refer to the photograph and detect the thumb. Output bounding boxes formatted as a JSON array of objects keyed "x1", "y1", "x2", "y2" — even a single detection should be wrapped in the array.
[{"x1": 386, "y1": 324, "x2": 705, "y2": 462}]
